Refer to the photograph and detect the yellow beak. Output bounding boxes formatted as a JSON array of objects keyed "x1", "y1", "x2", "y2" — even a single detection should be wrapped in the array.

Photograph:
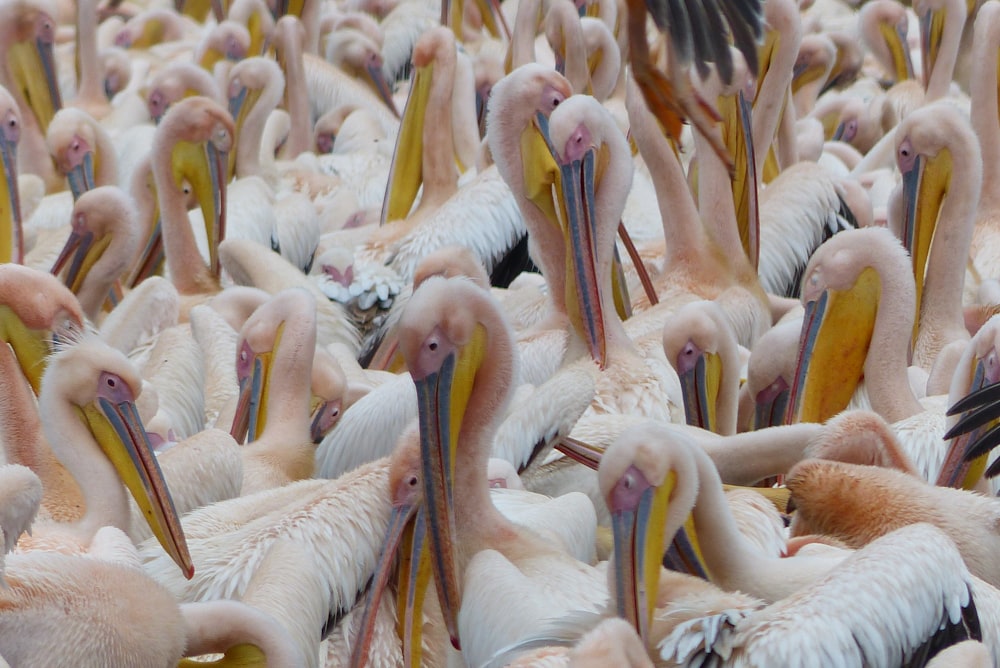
[
  {"x1": 786, "y1": 267, "x2": 880, "y2": 424},
  {"x1": 78, "y1": 375, "x2": 192, "y2": 578},
  {"x1": 169, "y1": 135, "x2": 228, "y2": 279},
  {"x1": 899, "y1": 145, "x2": 950, "y2": 350},
  {"x1": 880, "y1": 16, "x2": 915, "y2": 81},
  {"x1": 382, "y1": 61, "x2": 434, "y2": 224},
  {"x1": 677, "y1": 347, "x2": 723, "y2": 433},
  {"x1": 230, "y1": 324, "x2": 283, "y2": 443},
  {"x1": 7, "y1": 22, "x2": 62, "y2": 135}
]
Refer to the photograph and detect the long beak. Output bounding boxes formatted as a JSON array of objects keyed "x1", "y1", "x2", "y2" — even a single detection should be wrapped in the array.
[
  {"x1": 557, "y1": 146, "x2": 608, "y2": 368},
  {"x1": 661, "y1": 515, "x2": 710, "y2": 581},
  {"x1": 349, "y1": 501, "x2": 420, "y2": 668},
  {"x1": 921, "y1": 8, "x2": 945, "y2": 89},
  {"x1": 171, "y1": 137, "x2": 228, "y2": 278},
  {"x1": 0, "y1": 305, "x2": 56, "y2": 395},
  {"x1": 720, "y1": 88, "x2": 759, "y2": 269},
  {"x1": 309, "y1": 396, "x2": 342, "y2": 444},
  {"x1": 382, "y1": 61, "x2": 433, "y2": 225},
  {"x1": 610, "y1": 467, "x2": 675, "y2": 646},
  {"x1": 230, "y1": 336, "x2": 280, "y2": 443},
  {"x1": 940, "y1": 353, "x2": 1000, "y2": 488},
  {"x1": 412, "y1": 326, "x2": 486, "y2": 651},
  {"x1": 7, "y1": 34, "x2": 62, "y2": 134},
  {"x1": 554, "y1": 435, "x2": 604, "y2": 470},
  {"x1": 365, "y1": 61, "x2": 400, "y2": 118},
  {"x1": 880, "y1": 18, "x2": 914, "y2": 81},
  {"x1": 66, "y1": 151, "x2": 96, "y2": 201},
  {"x1": 396, "y1": 509, "x2": 431, "y2": 667},
  {"x1": 899, "y1": 148, "x2": 950, "y2": 349},
  {"x1": 785, "y1": 268, "x2": 880, "y2": 424},
  {"x1": 227, "y1": 84, "x2": 263, "y2": 178},
  {"x1": 128, "y1": 219, "x2": 165, "y2": 288},
  {"x1": 753, "y1": 377, "x2": 790, "y2": 429},
  {"x1": 677, "y1": 347, "x2": 722, "y2": 433},
  {"x1": 51, "y1": 228, "x2": 113, "y2": 294},
  {"x1": 80, "y1": 393, "x2": 193, "y2": 578},
  {"x1": 0, "y1": 130, "x2": 22, "y2": 264}
]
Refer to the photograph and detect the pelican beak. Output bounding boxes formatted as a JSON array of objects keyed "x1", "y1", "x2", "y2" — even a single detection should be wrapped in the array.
[
  {"x1": 555, "y1": 140, "x2": 609, "y2": 368},
  {"x1": 128, "y1": 219, "x2": 164, "y2": 288},
  {"x1": 465, "y1": 0, "x2": 510, "y2": 40},
  {"x1": 79, "y1": 373, "x2": 193, "y2": 578},
  {"x1": 411, "y1": 324, "x2": 488, "y2": 651},
  {"x1": 349, "y1": 495, "x2": 421, "y2": 668},
  {"x1": 720, "y1": 88, "x2": 759, "y2": 268},
  {"x1": 7, "y1": 23, "x2": 62, "y2": 134},
  {"x1": 753, "y1": 377, "x2": 790, "y2": 429},
  {"x1": 554, "y1": 435, "x2": 605, "y2": 470},
  {"x1": 880, "y1": 17, "x2": 914, "y2": 81},
  {"x1": 785, "y1": 268, "x2": 880, "y2": 424},
  {"x1": 791, "y1": 59, "x2": 824, "y2": 93},
  {"x1": 364, "y1": 60, "x2": 400, "y2": 119},
  {"x1": 677, "y1": 345, "x2": 722, "y2": 433},
  {"x1": 309, "y1": 396, "x2": 342, "y2": 444},
  {"x1": 230, "y1": 326, "x2": 283, "y2": 443},
  {"x1": 65, "y1": 149, "x2": 97, "y2": 201},
  {"x1": 610, "y1": 466, "x2": 676, "y2": 646},
  {"x1": 920, "y1": 7, "x2": 945, "y2": 89},
  {"x1": 0, "y1": 306, "x2": 60, "y2": 395},
  {"x1": 170, "y1": 132, "x2": 229, "y2": 278},
  {"x1": 0, "y1": 126, "x2": 22, "y2": 264},
  {"x1": 610, "y1": 244, "x2": 632, "y2": 321},
  {"x1": 395, "y1": 509, "x2": 431, "y2": 667},
  {"x1": 50, "y1": 222, "x2": 113, "y2": 295},
  {"x1": 382, "y1": 61, "x2": 433, "y2": 224},
  {"x1": 174, "y1": 0, "x2": 214, "y2": 22},
  {"x1": 227, "y1": 83, "x2": 264, "y2": 178},
  {"x1": 939, "y1": 352, "x2": 1000, "y2": 488},
  {"x1": 899, "y1": 144, "x2": 950, "y2": 349},
  {"x1": 246, "y1": 9, "x2": 267, "y2": 55}
]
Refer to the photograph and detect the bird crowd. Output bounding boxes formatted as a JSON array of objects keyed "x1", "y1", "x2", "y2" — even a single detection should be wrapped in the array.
[{"x1": 1, "y1": 0, "x2": 1000, "y2": 662}]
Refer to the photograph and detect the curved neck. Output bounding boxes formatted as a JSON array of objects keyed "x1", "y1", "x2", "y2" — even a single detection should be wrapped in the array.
[
  {"x1": 413, "y1": 52, "x2": 459, "y2": 215},
  {"x1": 970, "y1": 15, "x2": 1000, "y2": 203},
  {"x1": 236, "y1": 81, "x2": 282, "y2": 179},
  {"x1": 76, "y1": 0, "x2": 104, "y2": 106},
  {"x1": 277, "y1": 28, "x2": 311, "y2": 159},
  {"x1": 924, "y1": 0, "x2": 965, "y2": 101},
  {"x1": 151, "y1": 126, "x2": 218, "y2": 295},
  {"x1": 752, "y1": 8, "x2": 803, "y2": 176},
  {"x1": 627, "y1": 82, "x2": 705, "y2": 263},
  {"x1": 38, "y1": 390, "x2": 130, "y2": 541},
  {"x1": 180, "y1": 601, "x2": 307, "y2": 665},
  {"x1": 865, "y1": 259, "x2": 925, "y2": 423},
  {"x1": 452, "y1": 51, "x2": 480, "y2": 173},
  {"x1": 509, "y1": 0, "x2": 541, "y2": 68}
]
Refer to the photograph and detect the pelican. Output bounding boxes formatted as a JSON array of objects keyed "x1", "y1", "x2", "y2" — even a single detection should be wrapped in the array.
[
  {"x1": 151, "y1": 96, "x2": 233, "y2": 303},
  {"x1": 49, "y1": 186, "x2": 139, "y2": 322},
  {"x1": 0, "y1": 0, "x2": 63, "y2": 190},
  {"x1": 144, "y1": 61, "x2": 222, "y2": 123},
  {"x1": 398, "y1": 275, "x2": 606, "y2": 667},
  {"x1": 894, "y1": 102, "x2": 979, "y2": 371},
  {"x1": 599, "y1": 423, "x2": 984, "y2": 664},
  {"x1": 13, "y1": 333, "x2": 191, "y2": 579},
  {"x1": 785, "y1": 226, "x2": 954, "y2": 480},
  {"x1": 230, "y1": 287, "x2": 319, "y2": 494},
  {"x1": 44, "y1": 108, "x2": 118, "y2": 199}
]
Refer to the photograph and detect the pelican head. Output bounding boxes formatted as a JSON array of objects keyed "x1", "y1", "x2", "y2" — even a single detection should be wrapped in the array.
[
  {"x1": 153, "y1": 96, "x2": 234, "y2": 280},
  {"x1": 325, "y1": 22, "x2": 398, "y2": 118},
  {"x1": 40, "y1": 335, "x2": 193, "y2": 577},
  {"x1": 915, "y1": 0, "x2": 966, "y2": 90},
  {"x1": 0, "y1": 0, "x2": 61, "y2": 134},
  {"x1": 895, "y1": 102, "x2": 980, "y2": 347},
  {"x1": 545, "y1": 94, "x2": 631, "y2": 368},
  {"x1": 309, "y1": 348, "x2": 347, "y2": 444},
  {"x1": 226, "y1": 56, "x2": 284, "y2": 178},
  {"x1": 0, "y1": 86, "x2": 22, "y2": 264},
  {"x1": 51, "y1": 186, "x2": 139, "y2": 320},
  {"x1": 231, "y1": 288, "x2": 317, "y2": 443},
  {"x1": 663, "y1": 301, "x2": 736, "y2": 434},
  {"x1": 399, "y1": 276, "x2": 515, "y2": 651},
  {"x1": 786, "y1": 228, "x2": 912, "y2": 424},
  {"x1": 600, "y1": 422, "x2": 700, "y2": 648},
  {"x1": 145, "y1": 62, "x2": 221, "y2": 124},
  {"x1": 0, "y1": 264, "x2": 84, "y2": 394},
  {"x1": 46, "y1": 108, "x2": 110, "y2": 200},
  {"x1": 382, "y1": 27, "x2": 458, "y2": 224},
  {"x1": 350, "y1": 431, "x2": 425, "y2": 668},
  {"x1": 197, "y1": 20, "x2": 250, "y2": 72},
  {"x1": 859, "y1": 0, "x2": 914, "y2": 82}
]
